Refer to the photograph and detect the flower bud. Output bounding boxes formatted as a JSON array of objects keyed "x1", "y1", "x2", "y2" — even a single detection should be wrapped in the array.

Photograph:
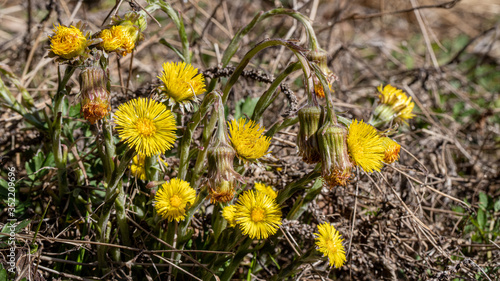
[
  {"x1": 317, "y1": 123, "x2": 353, "y2": 188},
  {"x1": 307, "y1": 48, "x2": 337, "y2": 98},
  {"x1": 79, "y1": 66, "x2": 110, "y2": 124},
  {"x1": 297, "y1": 105, "x2": 323, "y2": 164}
]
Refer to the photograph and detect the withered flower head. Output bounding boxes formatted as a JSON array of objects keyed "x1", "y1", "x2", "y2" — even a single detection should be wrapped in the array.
[
  {"x1": 297, "y1": 105, "x2": 324, "y2": 164},
  {"x1": 317, "y1": 122, "x2": 353, "y2": 188},
  {"x1": 79, "y1": 66, "x2": 110, "y2": 124},
  {"x1": 207, "y1": 131, "x2": 244, "y2": 204}
]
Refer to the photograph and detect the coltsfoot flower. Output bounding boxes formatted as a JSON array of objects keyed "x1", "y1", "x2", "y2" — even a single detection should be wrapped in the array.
[
  {"x1": 297, "y1": 105, "x2": 323, "y2": 164},
  {"x1": 130, "y1": 155, "x2": 168, "y2": 181},
  {"x1": 347, "y1": 120, "x2": 385, "y2": 173},
  {"x1": 154, "y1": 178, "x2": 196, "y2": 222},
  {"x1": 381, "y1": 137, "x2": 401, "y2": 164},
  {"x1": 49, "y1": 23, "x2": 88, "y2": 61},
  {"x1": 157, "y1": 62, "x2": 206, "y2": 112},
  {"x1": 79, "y1": 66, "x2": 110, "y2": 124},
  {"x1": 314, "y1": 222, "x2": 346, "y2": 268},
  {"x1": 222, "y1": 205, "x2": 237, "y2": 228},
  {"x1": 114, "y1": 98, "x2": 177, "y2": 157},
  {"x1": 369, "y1": 84, "x2": 415, "y2": 127},
  {"x1": 99, "y1": 25, "x2": 136, "y2": 56},
  {"x1": 228, "y1": 118, "x2": 271, "y2": 161},
  {"x1": 254, "y1": 182, "x2": 277, "y2": 200},
  {"x1": 317, "y1": 123, "x2": 353, "y2": 188},
  {"x1": 235, "y1": 190, "x2": 282, "y2": 239}
]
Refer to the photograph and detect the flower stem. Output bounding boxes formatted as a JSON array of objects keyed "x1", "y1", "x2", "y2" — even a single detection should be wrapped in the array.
[
  {"x1": 251, "y1": 62, "x2": 302, "y2": 121},
  {"x1": 178, "y1": 92, "x2": 217, "y2": 180},
  {"x1": 222, "y1": 39, "x2": 311, "y2": 105},
  {"x1": 53, "y1": 65, "x2": 76, "y2": 202}
]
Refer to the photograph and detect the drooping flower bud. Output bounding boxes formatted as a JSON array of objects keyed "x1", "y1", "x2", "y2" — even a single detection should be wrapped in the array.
[
  {"x1": 369, "y1": 84, "x2": 415, "y2": 128},
  {"x1": 79, "y1": 66, "x2": 110, "y2": 124},
  {"x1": 307, "y1": 48, "x2": 337, "y2": 98},
  {"x1": 297, "y1": 105, "x2": 324, "y2": 164},
  {"x1": 317, "y1": 123, "x2": 353, "y2": 188},
  {"x1": 381, "y1": 137, "x2": 401, "y2": 164}
]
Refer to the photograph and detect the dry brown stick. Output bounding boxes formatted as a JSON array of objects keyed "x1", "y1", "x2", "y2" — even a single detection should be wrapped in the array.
[{"x1": 336, "y1": 0, "x2": 460, "y2": 23}]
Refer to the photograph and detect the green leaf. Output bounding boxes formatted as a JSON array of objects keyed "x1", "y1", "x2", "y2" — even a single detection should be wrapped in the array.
[
  {"x1": 234, "y1": 96, "x2": 260, "y2": 121},
  {"x1": 479, "y1": 192, "x2": 488, "y2": 210},
  {"x1": 477, "y1": 209, "x2": 486, "y2": 231},
  {"x1": 494, "y1": 199, "x2": 500, "y2": 212},
  {"x1": 69, "y1": 103, "x2": 81, "y2": 118}
]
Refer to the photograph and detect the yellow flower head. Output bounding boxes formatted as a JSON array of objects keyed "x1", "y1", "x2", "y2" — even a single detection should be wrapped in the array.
[
  {"x1": 49, "y1": 24, "x2": 87, "y2": 60},
  {"x1": 222, "y1": 205, "x2": 237, "y2": 228},
  {"x1": 154, "y1": 178, "x2": 196, "y2": 222},
  {"x1": 130, "y1": 155, "x2": 168, "y2": 181},
  {"x1": 254, "y1": 182, "x2": 277, "y2": 200},
  {"x1": 99, "y1": 25, "x2": 136, "y2": 56},
  {"x1": 314, "y1": 222, "x2": 346, "y2": 268},
  {"x1": 370, "y1": 84, "x2": 415, "y2": 127},
  {"x1": 347, "y1": 120, "x2": 385, "y2": 173},
  {"x1": 235, "y1": 190, "x2": 282, "y2": 239},
  {"x1": 130, "y1": 155, "x2": 147, "y2": 180},
  {"x1": 381, "y1": 137, "x2": 401, "y2": 164},
  {"x1": 157, "y1": 62, "x2": 206, "y2": 111},
  {"x1": 228, "y1": 118, "x2": 271, "y2": 161},
  {"x1": 114, "y1": 98, "x2": 177, "y2": 157}
]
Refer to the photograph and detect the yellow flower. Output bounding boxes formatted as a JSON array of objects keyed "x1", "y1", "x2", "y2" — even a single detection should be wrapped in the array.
[
  {"x1": 130, "y1": 155, "x2": 147, "y2": 180},
  {"x1": 235, "y1": 190, "x2": 282, "y2": 239},
  {"x1": 154, "y1": 178, "x2": 196, "y2": 222},
  {"x1": 49, "y1": 24, "x2": 87, "y2": 60},
  {"x1": 254, "y1": 182, "x2": 277, "y2": 200},
  {"x1": 157, "y1": 62, "x2": 206, "y2": 111},
  {"x1": 99, "y1": 25, "x2": 136, "y2": 56},
  {"x1": 381, "y1": 137, "x2": 401, "y2": 164},
  {"x1": 228, "y1": 118, "x2": 271, "y2": 161},
  {"x1": 222, "y1": 205, "x2": 237, "y2": 228},
  {"x1": 130, "y1": 155, "x2": 168, "y2": 181},
  {"x1": 347, "y1": 120, "x2": 385, "y2": 173},
  {"x1": 114, "y1": 98, "x2": 177, "y2": 157},
  {"x1": 370, "y1": 84, "x2": 415, "y2": 127},
  {"x1": 314, "y1": 222, "x2": 346, "y2": 268}
]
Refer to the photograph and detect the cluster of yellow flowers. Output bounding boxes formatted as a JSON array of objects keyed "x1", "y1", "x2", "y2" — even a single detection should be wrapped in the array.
[{"x1": 297, "y1": 84, "x2": 411, "y2": 188}]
